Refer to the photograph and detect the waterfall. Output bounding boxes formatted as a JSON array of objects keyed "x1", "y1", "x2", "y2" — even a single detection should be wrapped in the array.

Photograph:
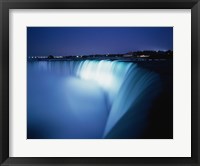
[{"x1": 29, "y1": 60, "x2": 161, "y2": 138}]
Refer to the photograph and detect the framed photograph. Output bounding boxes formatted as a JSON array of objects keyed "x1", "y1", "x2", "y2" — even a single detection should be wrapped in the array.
[{"x1": 0, "y1": 0, "x2": 199, "y2": 165}]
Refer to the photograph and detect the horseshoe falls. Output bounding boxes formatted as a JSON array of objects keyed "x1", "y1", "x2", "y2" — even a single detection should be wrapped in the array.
[{"x1": 27, "y1": 60, "x2": 162, "y2": 139}]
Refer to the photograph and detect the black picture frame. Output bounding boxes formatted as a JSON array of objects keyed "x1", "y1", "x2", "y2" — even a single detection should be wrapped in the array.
[{"x1": 0, "y1": 0, "x2": 199, "y2": 165}]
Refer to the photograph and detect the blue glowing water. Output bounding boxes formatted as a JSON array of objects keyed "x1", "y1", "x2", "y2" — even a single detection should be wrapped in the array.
[{"x1": 27, "y1": 60, "x2": 162, "y2": 139}]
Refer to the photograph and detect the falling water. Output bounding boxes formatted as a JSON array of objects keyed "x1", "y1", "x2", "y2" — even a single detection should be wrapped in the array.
[{"x1": 28, "y1": 60, "x2": 161, "y2": 139}]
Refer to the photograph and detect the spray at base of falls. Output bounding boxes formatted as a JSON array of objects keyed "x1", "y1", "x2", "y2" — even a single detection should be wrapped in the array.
[{"x1": 30, "y1": 60, "x2": 161, "y2": 138}]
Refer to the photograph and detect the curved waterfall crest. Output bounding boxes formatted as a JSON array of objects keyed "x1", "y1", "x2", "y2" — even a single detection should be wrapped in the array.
[{"x1": 31, "y1": 60, "x2": 161, "y2": 138}]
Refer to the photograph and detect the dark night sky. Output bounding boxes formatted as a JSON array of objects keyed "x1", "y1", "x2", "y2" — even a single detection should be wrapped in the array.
[{"x1": 27, "y1": 27, "x2": 173, "y2": 57}]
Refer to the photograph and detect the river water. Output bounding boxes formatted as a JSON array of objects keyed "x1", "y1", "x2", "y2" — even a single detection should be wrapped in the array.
[{"x1": 27, "y1": 60, "x2": 171, "y2": 139}]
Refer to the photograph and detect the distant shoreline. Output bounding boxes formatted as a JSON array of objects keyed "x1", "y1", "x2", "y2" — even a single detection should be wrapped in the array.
[
  {"x1": 28, "y1": 57, "x2": 171, "y2": 62},
  {"x1": 28, "y1": 50, "x2": 173, "y2": 62}
]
